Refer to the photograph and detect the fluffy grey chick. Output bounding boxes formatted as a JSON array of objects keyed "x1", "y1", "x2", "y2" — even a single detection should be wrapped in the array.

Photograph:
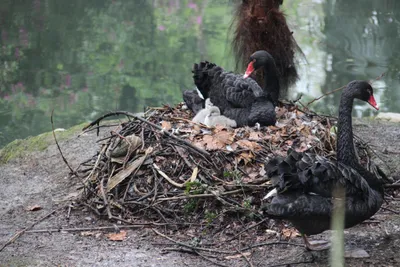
[
  {"x1": 192, "y1": 98, "x2": 214, "y2": 124},
  {"x1": 204, "y1": 106, "x2": 237, "y2": 128}
]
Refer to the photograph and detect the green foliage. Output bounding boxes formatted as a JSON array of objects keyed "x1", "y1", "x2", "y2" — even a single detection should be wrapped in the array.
[
  {"x1": 183, "y1": 199, "x2": 197, "y2": 215},
  {"x1": 184, "y1": 181, "x2": 204, "y2": 195},
  {"x1": 242, "y1": 199, "x2": 252, "y2": 209},
  {"x1": 204, "y1": 210, "x2": 217, "y2": 224},
  {"x1": 0, "y1": 122, "x2": 87, "y2": 164},
  {"x1": 0, "y1": 1, "x2": 234, "y2": 148},
  {"x1": 223, "y1": 169, "x2": 242, "y2": 183}
]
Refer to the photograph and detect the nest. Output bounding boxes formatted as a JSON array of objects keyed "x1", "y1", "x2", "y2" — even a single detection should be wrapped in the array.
[{"x1": 74, "y1": 101, "x2": 380, "y2": 248}]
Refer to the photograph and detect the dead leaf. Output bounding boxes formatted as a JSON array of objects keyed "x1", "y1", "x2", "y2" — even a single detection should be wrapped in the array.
[
  {"x1": 81, "y1": 231, "x2": 102, "y2": 238},
  {"x1": 276, "y1": 107, "x2": 287, "y2": 118},
  {"x1": 213, "y1": 125, "x2": 228, "y2": 133},
  {"x1": 249, "y1": 131, "x2": 262, "y2": 141},
  {"x1": 236, "y1": 152, "x2": 254, "y2": 165},
  {"x1": 248, "y1": 172, "x2": 258, "y2": 179},
  {"x1": 285, "y1": 140, "x2": 293, "y2": 146},
  {"x1": 26, "y1": 205, "x2": 42, "y2": 211},
  {"x1": 202, "y1": 135, "x2": 227, "y2": 151},
  {"x1": 161, "y1": 121, "x2": 172, "y2": 131},
  {"x1": 230, "y1": 142, "x2": 239, "y2": 150},
  {"x1": 106, "y1": 230, "x2": 127, "y2": 241},
  {"x1": 281, "y1": 228, "x2": 300, "y2": 239},
  {"x1": 236, "y1": 140, "x2": 261, "y2": 151},
  {"x1": 214, "y1": 131, "x2": 235, "y2": 145},
  {"x1": 107, "y1": 148, "x2": 152, "y2": 191},
  {"x1": 193, "y1": 141, "x2": 206, "y2": 150}
]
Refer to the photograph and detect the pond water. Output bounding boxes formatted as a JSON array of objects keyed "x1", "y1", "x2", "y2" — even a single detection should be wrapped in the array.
[{"x1": 0, "y1": 0, "x2": 399, "y2": 148}]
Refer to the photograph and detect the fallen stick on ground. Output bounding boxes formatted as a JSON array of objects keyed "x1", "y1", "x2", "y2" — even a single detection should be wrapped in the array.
[{"x1": 0, "y1": 206, "x2": 64, "y2": 252}]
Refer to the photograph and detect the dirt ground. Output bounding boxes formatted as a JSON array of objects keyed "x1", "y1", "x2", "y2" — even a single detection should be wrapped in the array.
[{"x1": 0, "y1": 118, "x2": 399, "y2": 267}]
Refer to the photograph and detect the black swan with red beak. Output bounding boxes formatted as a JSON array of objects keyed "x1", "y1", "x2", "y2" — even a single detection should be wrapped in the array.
[
  {"x1": 262, "y1": 80, "x2": 383, "y2": 250},
  {"x1": 231, "y1": 0, "x2": 301, "y2": 96},
  {"x1": 190, "y1": 50, "x2": 279, "y2": 127}
]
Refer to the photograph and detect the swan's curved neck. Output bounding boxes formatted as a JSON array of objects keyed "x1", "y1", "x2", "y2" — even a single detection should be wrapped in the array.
[
  {"x1": 263, "y1": 64, "x2": 280, "y2": 104},
  {"x1": 337, "y1": 94, "x2": 358, "y2": 167},
  {"x1": 337, "y1": 93, "x2": 383, "y2": 192}
]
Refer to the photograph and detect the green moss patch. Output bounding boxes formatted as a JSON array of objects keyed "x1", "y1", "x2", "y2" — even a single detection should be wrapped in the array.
[{"x1": 0, "y1": 122, "x2": 88, "y2": 164}]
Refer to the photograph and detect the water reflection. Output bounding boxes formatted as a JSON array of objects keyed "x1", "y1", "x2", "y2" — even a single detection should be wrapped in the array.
[
  {"x1": 292, "y1": 0, "x2": 400, "y2": 117},
  {"x1": 0, "y1": 0, "x2": 399, "y2": 148}
]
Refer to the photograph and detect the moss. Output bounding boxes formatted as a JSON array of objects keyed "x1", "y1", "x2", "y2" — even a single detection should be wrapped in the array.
[{"x1": 0, "y1": 122, "x2": 88, "y2": 164}]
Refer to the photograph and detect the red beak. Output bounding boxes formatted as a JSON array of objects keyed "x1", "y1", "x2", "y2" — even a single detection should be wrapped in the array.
[
  {"x1": 243, "y1": 60, "x2": 255, "y2": 79},
  {"x1": 368, "y1": 95, "x2": 379, "y2": 110}
]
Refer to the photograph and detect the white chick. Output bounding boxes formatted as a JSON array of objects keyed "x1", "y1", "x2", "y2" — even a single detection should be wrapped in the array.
[
  {"x1": 192, "y1": 98, "x2": 214, "y2": 124},
  {"x1": 204, "y1": 106, "x2": 237, "y2": 128}
]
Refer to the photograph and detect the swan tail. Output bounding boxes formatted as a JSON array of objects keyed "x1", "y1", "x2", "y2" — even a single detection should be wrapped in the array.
[
  {"x1": 264, "y1": 149, "x2": 311, "y2": 193},
  {"x1": 192, "y1": 61, "x2": 214, "y2": 96}
]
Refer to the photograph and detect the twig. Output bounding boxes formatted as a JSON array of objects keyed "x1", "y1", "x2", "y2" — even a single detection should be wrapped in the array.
[
  {"x1": 370, "y1": 72, "x2": 385, "y2": 83},
  {"x1": 0, "y1": 206, "x2": 63, "y2": 252},
  {"x1": 225, "y1": 218, "x2": 268, "y2": 242},
  {"x1": 161, "y1": 247, "x2": 198, "y2": 255},
  {"x1": 24, "y1": 222, "x2": 207, "y2": 234},
  {"x1": 83, "y1": 145, "x2": 107, "y2": 183},
  {"x1": 50, "y1": 109, "x2": 75, "y2": 174},
  {"x1": 196, "y1": 251, "x2": 229, "y2": 267},
  {"x1": 78, "y1": 123, "x2": 121, "y2": 137},
  {"x1": 153, "y1": 163, "x2": 197, "y2": 188},
  {"x1": 307, "y1": 73, "x2": 385, "y2": 107},
  {"x1": 235, "y1": 248, "x2": 254, "y2": 267},
  {"x1": 100, "y1": 175, "x2": 112, "y2": 219},
  {"x1": 307, "y1": 85, "x2": 346, "y2": 107},
  {"x1": 380, "y1": 206, "x2": 400, "y2": 214},
  {"x1": 152, "y1": 229, "x2": 233, "y2": 254},
  {"x1": 267, "y1": 258, "x2": 315, "y2": 267},
  {"x1": 239, "y1": 241, "x2": 305, "y2": 252},
  {"x1": 169, "y1": 116, "x2": 207, "y2": 127},
  {"x1": 156, "y1": 189, "x2": 244, "y2": 202},
  {"x1": 25, "y1": 224, "x2": 150, "y2": 233}
]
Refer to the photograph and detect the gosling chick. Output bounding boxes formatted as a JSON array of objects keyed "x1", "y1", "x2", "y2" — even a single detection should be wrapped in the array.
[
  {"x1": 204, "y1": 106, "x2": 237, "y2": 128},
  {"x1": 192, "y1": 98, "x2": 214, "y2": 124}
]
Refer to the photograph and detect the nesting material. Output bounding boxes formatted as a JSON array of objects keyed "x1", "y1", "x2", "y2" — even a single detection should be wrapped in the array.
[{"x1": 75, "y1": 101, "x2": 378, "y2": 233}]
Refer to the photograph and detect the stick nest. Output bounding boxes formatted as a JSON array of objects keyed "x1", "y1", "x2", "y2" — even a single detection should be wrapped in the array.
[{"x1": 74, "y1": 102, "x2": 378, "y2": 241}]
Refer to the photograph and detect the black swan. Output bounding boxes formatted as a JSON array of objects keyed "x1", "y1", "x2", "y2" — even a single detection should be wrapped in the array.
[
  {"x1": 192, "y1": 50, "x2": 279, "y2": 127},
  {"x1": 231, "y1": 0, "x2": 302, "y2": 96},
  {"x1": 262, "y1": 80, "x2": 383, "y2": 250}
]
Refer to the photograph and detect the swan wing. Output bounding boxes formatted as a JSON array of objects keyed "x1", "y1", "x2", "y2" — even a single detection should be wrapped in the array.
[{"x1": 265, "y1": 150, "x2": 375, "y2": 200}]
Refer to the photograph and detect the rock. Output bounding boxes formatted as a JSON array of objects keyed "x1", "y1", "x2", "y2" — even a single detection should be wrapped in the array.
[
  {"x1": 344, "y1": 248, "x2": 370, "y2": 258},
  {"x1": 375, "y1": 112, "x2": 400, "y2": 123}
]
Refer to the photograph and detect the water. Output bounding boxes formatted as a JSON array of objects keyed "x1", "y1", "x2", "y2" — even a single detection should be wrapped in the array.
[{"x1": 0, "y1": 0, "x2": 399, "y2": 148}]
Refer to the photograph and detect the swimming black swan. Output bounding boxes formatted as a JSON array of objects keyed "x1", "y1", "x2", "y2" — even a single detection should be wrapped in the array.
[
  {"x1": 192, "y1": 50, "x2": 279, "y2": 127},
  {"x1": 262, "y1": 80, "x2": 383, "y2": 250},
  {"x1": 231, "y1": 0, "x2": 302, "y2": 96}
]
